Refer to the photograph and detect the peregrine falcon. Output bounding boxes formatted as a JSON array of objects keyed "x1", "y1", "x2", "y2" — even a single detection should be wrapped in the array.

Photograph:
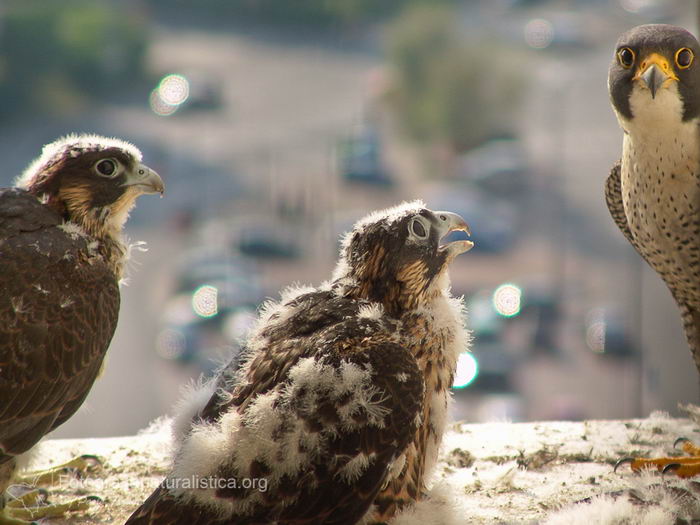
[
  {"x1": 126, "y1": 201, "x2": 473, "y2": 524},
  {"x1": 0, "y1": 134, "x2": 163, "y2": 522},
  {"x1": 607, "y1": 24, "x2": 700, "y2": 476}
]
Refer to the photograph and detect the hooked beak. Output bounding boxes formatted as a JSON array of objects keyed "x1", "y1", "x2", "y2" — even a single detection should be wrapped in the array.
[
  {"x1": 634, "y1": 53, "x2": 678, "y2": 99},
  {"x1": 434, "y1": 210, "x2": 474, "y2": 258},
  {"x1": 122, "y1": 163, "x2": 164, "y2": 196}
]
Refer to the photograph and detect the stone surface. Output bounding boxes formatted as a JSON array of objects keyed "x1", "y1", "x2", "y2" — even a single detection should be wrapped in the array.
[{"x1": 16, "y1": 412, "x2": 700, "y2": 523}]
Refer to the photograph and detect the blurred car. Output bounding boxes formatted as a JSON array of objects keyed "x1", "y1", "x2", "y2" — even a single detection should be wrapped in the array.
[
  {"x1": 156, "y1": 248, "x2": 263, "y2": 373},
  {"x1": 583, "y1": 306, "x2": 638, "y2": 358},
  {"x1": 337, "y1": 126, "x2": 393, "y2": 186},
  {"x1": 237, "y1": 224, "x2": 302, "y2": 259},
  {"x1": 457, "y1": 137, "x2": 529, "y2": 197}
]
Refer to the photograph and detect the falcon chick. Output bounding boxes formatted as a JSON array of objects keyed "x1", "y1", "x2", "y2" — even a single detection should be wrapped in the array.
[
  {"x1": 126, "y1": 201, "x2": 473, "y2": 525},
  {"x1": 607, "y1": 25, "x2": 700, "y2": 476},
  {"x1": 0, "y1": 134, "x2": 163, "y2": 522}
]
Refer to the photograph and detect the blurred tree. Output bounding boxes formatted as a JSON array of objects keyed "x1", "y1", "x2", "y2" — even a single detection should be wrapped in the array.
[
  {"x1": 0, "y1": 0, "x2": 148, "y2": 120},
  {"x1": 385, "y1": 5, "x2": 523, "y2": 161},
  {"x1": 145, "y1": 0, "x2": 457, "y2": 27}
]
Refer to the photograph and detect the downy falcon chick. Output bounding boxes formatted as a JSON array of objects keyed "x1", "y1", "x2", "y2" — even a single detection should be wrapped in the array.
[{"x1": 126, "y1": 201, "x2": 473, "y2": 524}]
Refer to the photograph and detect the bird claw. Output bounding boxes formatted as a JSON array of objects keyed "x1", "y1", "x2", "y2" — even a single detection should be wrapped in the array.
[
  {"x1": 4, "y1": 494, "x2": 101, "y2": 521},
  {"x1": 5, "y1": 488, "x2": 49, "y2": 508},
  {"x1": 17, "y1": 454, "x2": 103, "y2": 486},
  {"x1": 662, "y1": 463, "x2": 682, "y2": 476},
  {"x1": 614, "y1": 457, "x2": 635, "y2": 473},
  {"x1": 68, "y1": 455, "x2": 103, "y2": 479},
  {"x1": 674, "y1": 437, "x2": 690, "y2": 449}
]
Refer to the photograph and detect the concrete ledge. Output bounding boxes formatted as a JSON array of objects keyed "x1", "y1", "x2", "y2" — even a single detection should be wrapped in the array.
[{"x1": 23, "y1": 412, "x2": 700, "y2": 524}]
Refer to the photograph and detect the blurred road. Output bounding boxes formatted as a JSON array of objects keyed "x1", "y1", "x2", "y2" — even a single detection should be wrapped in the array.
[{"x1": 47, "y1": 2, "x2": 699, "y2": 438}]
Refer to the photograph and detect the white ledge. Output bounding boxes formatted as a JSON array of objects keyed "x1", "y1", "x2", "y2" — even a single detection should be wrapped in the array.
[{"x1": 24, "y1": 412, "x2": 700, "y2": 524}]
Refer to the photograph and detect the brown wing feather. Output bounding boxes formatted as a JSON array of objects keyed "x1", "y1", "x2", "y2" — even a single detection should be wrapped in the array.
[
  {"x1": 0, "y1": 188, "x2": 119, "y2": 463},
  {"x1": 605, "y1": 160, "x2": 642, "y2": 254},
  {"x1": 127, "y1": 291, "x2": 424, "y2": 525}
]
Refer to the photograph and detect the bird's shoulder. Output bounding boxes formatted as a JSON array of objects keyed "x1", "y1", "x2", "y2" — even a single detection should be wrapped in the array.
[
  {"x1": 259, "y1": 288, "x2": 398, "y2": 342},
  {"x1": 0, "y1": 187, "x2": 112, "y2": 276},
  {"x1": 0, "y1": 188, "x2": 61, "y2": 237},
  {"x1": 0, "y1": 188, "x2": 120, "y2": 414},
  {"x1": 231, "y1": 289, "x2": 402, "y2": 396}
]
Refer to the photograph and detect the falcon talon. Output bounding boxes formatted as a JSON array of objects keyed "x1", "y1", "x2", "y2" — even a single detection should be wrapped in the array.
[
  {"x1": 662, "y1": 463, "x2": 682, "y2": 476},
  {"x1": 614, "y1": 457, "x2": 635, "y2": 473},
  {"x1": 674, "y1": 437, "x2": 691, "y2": 449}
]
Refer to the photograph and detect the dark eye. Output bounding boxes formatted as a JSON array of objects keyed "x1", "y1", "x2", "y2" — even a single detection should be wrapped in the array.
[
  {"x1": 95, "y1": 159, "x2": 117, "y2": 177},
  {"x1": 676, "y1": 47, "x2": 694, "y2": 69},
  {"x1": 410, "y1": 219, "x2": 427, "y2": 239},
  {"x1": 617, "y1": 47, "x2": 635, "y2": 69}
]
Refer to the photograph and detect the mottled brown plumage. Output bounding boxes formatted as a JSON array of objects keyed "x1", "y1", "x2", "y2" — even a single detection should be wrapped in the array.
[
  {"x1": 0, "y1": 134, "x2": 163, "y2": 520},
  {"x1": 126, "y1": 201, "x2": 472, "y2": 525}
]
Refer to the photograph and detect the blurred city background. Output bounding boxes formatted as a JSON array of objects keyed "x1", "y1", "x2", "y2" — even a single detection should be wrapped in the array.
[{"x1": 1, "y1": 0, "x2": 698, "y2": 438}]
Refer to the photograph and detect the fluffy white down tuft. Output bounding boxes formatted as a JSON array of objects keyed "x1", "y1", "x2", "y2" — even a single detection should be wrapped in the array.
[
  {"x1": 168, "y1": 356, "x2": 390, "y2": 516},
  {"x1": 170, "y1": 377, "x2": 219, "y2": 446},
  {"x1": 58, "y1": 222, "x2": 88, "y2": 239},
  {"x1": 349, "y1": 200, "x2": 426, "y2": 236},
  {"x1": 357, "y1": 303, "x2": 384, "y2": 321},
  {"x1": 544, "y1": 469, "x2": 700, "y2": 525},
  {"x1": 378, "y1": 482, "x2": 467, "y2": 525}
]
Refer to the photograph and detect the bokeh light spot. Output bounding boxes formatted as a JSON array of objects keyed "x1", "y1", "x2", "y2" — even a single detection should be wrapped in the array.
[
  {"x1": 493, "y1": 283, "x2": 522, "y2": 317},
  {"x1": 149, "y1": 74, "x2": 190, "y2": 116},
  {"x1": 585, "y1": 308, "x2": 606, "y2": 353},
  {"x1": 586, "y1": 322, "x2": 606, "y2": 354},
  {"x1": 158, "y1": 74, "x2": 190, "y2": 105},
  {"x1": 192, "y1": 285, "x2": 218, "y2": 318},
  {"x1": 453, "y1": 352, "x2": 478, "y2": 389},
  {"x1": 149, "y1": 89, "x2": 178, "y2": 116},
  {"x1": 524, "y1": 19, "x2": 554, "y2": 49}
]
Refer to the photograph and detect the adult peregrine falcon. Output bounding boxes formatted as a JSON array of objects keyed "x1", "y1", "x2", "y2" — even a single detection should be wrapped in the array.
[
  {"x1": 0, "y1": 134, "x2": 163, "y2": 522},
  {"x1": 607, "y1": 24, "x2": 700, "y2": 476},
  {"x1": 126, "y1": 201, "x2": 473, "y2": 524}
]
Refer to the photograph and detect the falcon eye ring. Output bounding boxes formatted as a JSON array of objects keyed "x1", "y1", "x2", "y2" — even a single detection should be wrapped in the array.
[
  {"x1": 409, "y1": 218, "x2": 428, "y2": 239},
  {"x1": 675, "y1": 47, "x2": 694, "y2": 69},
  {"x1": 94, "y1": 158, "x2": 118, "y2": 177},
  {"x1": 617, "y1": 47, "x2": 635, "y2": 69}
]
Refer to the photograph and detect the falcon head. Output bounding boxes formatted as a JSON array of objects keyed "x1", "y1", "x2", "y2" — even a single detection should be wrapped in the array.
[
  {"x1": 15, "y1": 134, "x2": 164, "y2": 239},
  {"x1": 335, "y1": 201, "x2": 472, "y2": 312},
  {"x1": 609, "y1": 24, "x2": 700, "y2": 125}
]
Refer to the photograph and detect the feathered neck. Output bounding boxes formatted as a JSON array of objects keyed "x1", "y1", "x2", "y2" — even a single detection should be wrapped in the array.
[
  {"x1": 37, "y1": 186, "x2": 130, "y2": 279},
  {"x1": 331, "y1": 258, "x2": 447, "y2": 316}
]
